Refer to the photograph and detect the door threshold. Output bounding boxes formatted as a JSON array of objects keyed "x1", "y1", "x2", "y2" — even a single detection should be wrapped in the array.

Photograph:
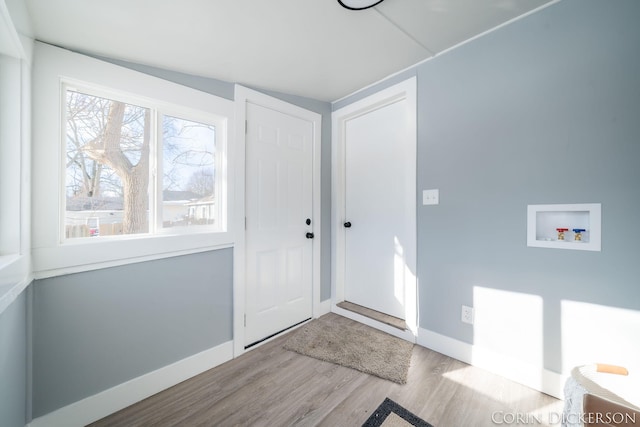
[
  {"x1": 337, "y1": 301, "x2": 406, "y2": 330},
  {"x1": 244, "y1": 317, "x2": 311, "y2": 350}
]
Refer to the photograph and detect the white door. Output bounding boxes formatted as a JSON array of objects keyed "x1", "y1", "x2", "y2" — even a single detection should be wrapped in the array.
[
  {"x1": 245, "y1": 102, "x2": 314, "y2": 346},
  {"x1": 335, "y1": 77, "x2": 416, "y2": 329}
]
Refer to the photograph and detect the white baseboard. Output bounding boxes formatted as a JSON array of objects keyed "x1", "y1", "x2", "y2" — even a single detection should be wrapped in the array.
[
  {"x1": 29, "y1": 341, "x2": 234, "y2": 427},
  {"x1": 417, "y1": 327, "x2": 567, "y2": 399}
]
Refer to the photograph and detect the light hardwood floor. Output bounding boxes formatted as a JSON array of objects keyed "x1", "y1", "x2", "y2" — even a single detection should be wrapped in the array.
[{"x1": 90, "y1": 314, "x2": 563, "y2": 427}]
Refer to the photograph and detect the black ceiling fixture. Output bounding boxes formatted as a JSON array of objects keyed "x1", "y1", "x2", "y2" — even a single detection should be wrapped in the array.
[{"x1": 337, "y1": 0, "x2": 386, "y2": 11}]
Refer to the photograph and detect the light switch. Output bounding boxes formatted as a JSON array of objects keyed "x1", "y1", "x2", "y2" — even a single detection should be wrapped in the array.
[{"x1": 423, "y1": 189, "x2": 439, "y2": 205}]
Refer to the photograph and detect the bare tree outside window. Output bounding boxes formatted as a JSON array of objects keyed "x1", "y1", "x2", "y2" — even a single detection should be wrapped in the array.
[
  {"x1": 65, "y1": 90, "x2": 217, "y2": 238},
  {"x1": 65, "y1": 91, "x2": 149, "y2": 237},
  {"x1": 162, "y1": 115, "x2": 216, "y2": 228}
]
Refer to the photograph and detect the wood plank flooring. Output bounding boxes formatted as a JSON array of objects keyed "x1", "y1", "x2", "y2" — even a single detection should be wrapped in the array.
[{"x1": 89, "y1": 313, "x2": 563, "y2": 427}]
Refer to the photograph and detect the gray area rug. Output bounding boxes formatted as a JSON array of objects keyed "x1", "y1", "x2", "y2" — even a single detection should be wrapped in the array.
[{"x1": 283, "y1": 315, "x2": 413, "y2": 384}]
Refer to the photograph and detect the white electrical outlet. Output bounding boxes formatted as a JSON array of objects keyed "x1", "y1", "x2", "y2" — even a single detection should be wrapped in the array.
[
  {"x1": 422, "y1": 189, "x2": 439, "y2": 205},
  {"x1": 461, "y1": 305, "x2": 474, "y2": 325}
]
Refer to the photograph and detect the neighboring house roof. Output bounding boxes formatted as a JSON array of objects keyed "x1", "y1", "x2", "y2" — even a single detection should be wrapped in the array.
[
  {"x1": 66, "y1": 196, "x2": 124, "y2": 211},
  {"x1": 162, "y1": 190, "x2": 202, "y2": 202},
  {"x1": 186, "y1": 195, "x2": 215, "y2": 206}
]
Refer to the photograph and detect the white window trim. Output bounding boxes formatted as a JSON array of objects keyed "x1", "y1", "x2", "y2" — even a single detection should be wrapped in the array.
[
  {"x1": 0, "y1": 54, "x2": 22, "y2": 257},
  {"x1": 0, "y1": 54, "x2": 32, "y2": 315},
  {"x1": 60, "y1": 81, "x2": 228, "y2": 239},
  {"x1": 32, "y1": 42, "x2": 235, "y2": 278},
  {"x1": 0, "y1": 4, "x2": 32, "y2": 315}
]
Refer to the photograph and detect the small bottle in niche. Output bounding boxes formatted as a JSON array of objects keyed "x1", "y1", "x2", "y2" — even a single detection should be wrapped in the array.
[
  {"x1": 556, "y1": 228, "x2": 569, "y2": 241},
  {"x1": 573, "y1": 228, "x2": 586, "y2": 242}
]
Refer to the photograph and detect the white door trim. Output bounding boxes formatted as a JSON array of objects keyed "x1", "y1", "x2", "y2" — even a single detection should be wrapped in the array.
[
  {"x1": 233, "y1": 85, "x2": 322, "y2": 357},
  {"x1": 331, "y1": 77, "x2": 417, "y2": 341}
]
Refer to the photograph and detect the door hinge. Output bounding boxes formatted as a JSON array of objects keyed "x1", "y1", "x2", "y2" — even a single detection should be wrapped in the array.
[
  {"x1": 245, "y1": 120, "x2": 248, "y2": 134},
  {"x1": 244, "y1": 217, "x2": 247, "y2": 230},
  {"x1": 244, "y1": 314, "x2": 246, "y2": 327}
]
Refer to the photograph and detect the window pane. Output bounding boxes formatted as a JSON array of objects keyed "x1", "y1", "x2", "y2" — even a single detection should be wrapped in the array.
[
  {"x1": 65, "y1": 90, "x2": 150, "y2": 238},
  {"x1": 162, "y1": 115, "x2": 216, "y2": 230}
]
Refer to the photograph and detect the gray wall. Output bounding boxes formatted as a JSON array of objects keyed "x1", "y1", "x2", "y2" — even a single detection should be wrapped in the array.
[
  {"x1": 32, "y1": 249, "x2": 233, "y2": 417},
  {"x1": 0, "y1": 290, "x2": 28, "y2": 427},
  {"x1": 418, "y1": 0, "x2": 640, "y2": 372},
  {"x1": 338, "y1": 0, "x2": 640, "y2": 374}
]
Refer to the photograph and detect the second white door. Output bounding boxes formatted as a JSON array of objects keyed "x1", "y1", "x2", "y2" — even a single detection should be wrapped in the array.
[{"x1": 339, "y1": 78, "x2": 417, "y2": 323}]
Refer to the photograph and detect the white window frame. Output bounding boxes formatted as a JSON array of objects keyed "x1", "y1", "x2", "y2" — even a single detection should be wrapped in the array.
[
  {"x1": 60, "y1": 82, "x2": 228, "y2": 241},
  {"x1": 0, "y1": 1, "x2": 32, "y2": 315},
  {"x1": 0, "y1": 52, "x2": 30, "y2": 315},
  {"x1": 32, "y1": 42, "x2": 235, "y2": 278},
  {"x1": 0, "y1": 53, "x2": 22, "y2": 258},
  {"x1": 154, "y1": 105, "x2": 228, "y2": 236}
]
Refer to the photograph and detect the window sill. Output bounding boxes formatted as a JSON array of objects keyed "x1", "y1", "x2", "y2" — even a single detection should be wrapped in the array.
[
  {"x1": 0, "y1": 254, "x2": 31, "y2": 315},
  {"x1": 32, "y1": 231, "x2": 234, "y2": 279}
]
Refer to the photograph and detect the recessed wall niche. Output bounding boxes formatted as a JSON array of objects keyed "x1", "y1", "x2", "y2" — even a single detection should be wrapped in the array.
[{"x1": 527, "y1": 204, "x2": 601, "y2": 251}]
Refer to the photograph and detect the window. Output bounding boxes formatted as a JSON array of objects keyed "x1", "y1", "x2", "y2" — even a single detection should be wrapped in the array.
[
  {"x1": 0, "y1": 54, "x2": 22, "y2": 257},
  {"x1": 32, "y1": 42, "x2": 234, "y2": 274},
  {"x1": 63, "y1": 86, "x2": 226, "y2": 240},
  {"x1": 161, "y1": 115, "x2": 218, "y2": 231}
]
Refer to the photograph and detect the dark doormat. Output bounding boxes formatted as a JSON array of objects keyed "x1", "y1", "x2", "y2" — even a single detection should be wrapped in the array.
[{"x1": 363, "y1": 398, "x2": 434, "y2": 427}]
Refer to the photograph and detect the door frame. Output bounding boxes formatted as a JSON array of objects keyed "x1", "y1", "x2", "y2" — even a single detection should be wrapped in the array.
[
  {"x1": 233, "y1": 85, "x2": 322, "y2": 357},
  {"x1": 331, "y1": 77, "x2": 417, "y2": 342}
]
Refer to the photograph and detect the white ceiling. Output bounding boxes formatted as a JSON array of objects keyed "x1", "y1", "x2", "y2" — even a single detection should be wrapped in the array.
[{"x1": 24, "y1": 0, "x2": 556, "y2": 102}]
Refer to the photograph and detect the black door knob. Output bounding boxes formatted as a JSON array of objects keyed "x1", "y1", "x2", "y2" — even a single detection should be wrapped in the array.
[
  {"x1": 306, "y1": 232, "x2": 314, "y2": 239},
  {"x1": 344, "y1": 222, "x2": 352, "y2": 228},
  {"x1": 306, "y1": 218, "x2": 311, "y2": 225}
]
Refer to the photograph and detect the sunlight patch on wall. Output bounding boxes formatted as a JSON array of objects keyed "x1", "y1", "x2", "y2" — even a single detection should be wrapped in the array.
[
  {"x1": 393, "y1": 236, "x2": 406, "y2": 310},
  {"x1": 394, "y1": 236, "x2": 417, "y2": 334},
  {"x1": 473, "y1": 286, "x2": 543, "y2": 367},
  {"x1": 561, "y1": 300, "x2": 640, "y2": 374}
]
